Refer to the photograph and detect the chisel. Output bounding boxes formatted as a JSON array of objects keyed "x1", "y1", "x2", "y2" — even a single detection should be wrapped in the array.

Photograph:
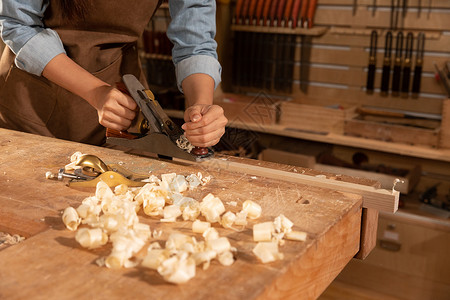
[
  {"x1": 417, "y1": 0, "x2": 421, "y2": 18},
  {"x1": 380, "y1": 31, "x2": 393, "y2": 96},
  {"x1": 366, "y1": 30, "x2": 377, "y2": 95},
  {"x1": 290, "y1": 0, "x2": 302, "y2": 28},
  {"x1": 412, "y1": 32, "x2": 425, "y2": 97},
  {"x1": 254, "y1": 0, "x2": 266, "y2": 88},
  {"x1": 285, "y1": 0, "x2": 302, "y2": 93},
  {"x1": 306, "y1": 0, "x2": 317, "y2": 29},
  {"x1": 282, "y1": 0, "x2": 295, "y2": 92},
  {"x1": 401, "y1": 32, "x2": 414, "y2": 97},
  {"x1": 300, "y1": 0, "x2": 309, "y2": 28},
  {"x1": 391, "y1": 31, "x2": 404, "y2": 96},
  {"x1": 372, "y1": 0, "x2": 377, "y2": 17},
  {"x1": 274, "y1": 0, "x2": 287, "y2": 91}
]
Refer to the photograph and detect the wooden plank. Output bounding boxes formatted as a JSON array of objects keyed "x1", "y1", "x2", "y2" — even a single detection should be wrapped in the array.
[
  {"x1": 354, "y1": 208, "x2": 378, "y2": 259},
  {"x1": 344, "y1": 118, "x2": 440, "y2": 147},
  {"x1": 0, "y1": 129, "x2": 364, "y2": 299},
  {"x1": 279, "y1": 102, "x2": 354, "y2": 134},
  {"x1": 314, "y1": 164, "x2": 421, "y2": 194},
  {"x1": 192, "y1": 157, "x2": 399, "y2": 213},
  {"x1": 258, "y1": 148, "x2": 316, "y2": 168}
]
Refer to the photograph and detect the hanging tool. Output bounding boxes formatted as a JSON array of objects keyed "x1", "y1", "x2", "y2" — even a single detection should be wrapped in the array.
[
  {"x1": 390, "y1": 0, "x2": 401, "y2": 30},
  {"x1": 231, "y1": 0, "x2": 245, "y2": 88},
  {"x1": 274, "y1": 0, "x2": 288, "y2": 91},
  {"x1": 412, "y1": 32, "x2": 425, "y2": 97},
  {"x1": 401, "y1": 0, "x2": 408, "y2": 29},
  {"x1": 401, "y1": 32, "x2": 414, "y2": 97},
  {"x1": 254, "y1": 0, "x2": 266, "y2": 88},
  {"x1": 290, "y1": 0, "x2": 302, "y2": 28},
  {"x1": 299, "y1": 0, "x2": 317, "y2": 93},
  {"x1": 353, "y1": 0, "x2": 357, "y2": 16},
  {"x1": 391, "y1": 32, "x2": 404, "y2": 96},
  {"x1": 282, "y1": 0, "x2": 295, "y2": 92},
  {"x1": 261, "y1": 0, "x2": 273, "y2": 90},
  {"x1": 240, "y1": 0, "x2": 253, "y2": 87},
  {"x1": 300, "y1": 0, "x2": 309, "y2": 28},
  {"x1": 380, "y1": 31, "x2": 393, "y2": 96},
  {"x1": 372, "y1": 0, "x2": 377, "y2": 17},
  {"x1": 285, "y1": 0, "x2": 302, "y2": 93},
  {"x1": 427, "y1": 0, "x2": 432, "y2": 19},
  {"x1": 306, "y1": 0, "x2": 318, "y2": 28},
  {"x1": 366, "y1": 30, "x2": 378, "y2": 95},
  {"x1": 247, "y1": 0, "x2": 259, "y2": 88},
  {"x1": 434, "y1": 62, "x2": 450, "y2": 97},
  {"x1": 264, "y1": 0, "x2": 280, "y2": 90},
  {"x1": 417, "y1": 0, "x2": 422, "y2": 18},
  {"x1": 107, "y1": 75, "x2": 214, "y2": 162}
]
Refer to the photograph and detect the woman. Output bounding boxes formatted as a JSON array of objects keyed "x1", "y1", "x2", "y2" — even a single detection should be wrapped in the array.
[{"x1": 0, "y1": 0, "x2": 227, "y2": 147}]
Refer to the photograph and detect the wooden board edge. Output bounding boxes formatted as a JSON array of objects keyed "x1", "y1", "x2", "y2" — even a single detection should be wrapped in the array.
[
  {"x1": 257, "y1": 198, "x2": 362, "y2": 299},
  {"x1": 189, "y1": 158, "x2": 399, "y2": 213},
  {"x1": 354, "y1": 208, "x2": 379, "y2": 260}
]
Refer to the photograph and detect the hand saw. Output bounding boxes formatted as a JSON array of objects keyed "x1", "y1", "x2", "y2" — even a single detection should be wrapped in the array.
[{"x1": 106, "y1": 74, "x2": 214, "y2": 162}]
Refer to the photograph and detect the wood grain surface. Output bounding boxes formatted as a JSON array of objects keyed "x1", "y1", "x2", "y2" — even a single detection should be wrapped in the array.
[{"x1": 0, "y1": 129, "x2": 363, "y2": 300}]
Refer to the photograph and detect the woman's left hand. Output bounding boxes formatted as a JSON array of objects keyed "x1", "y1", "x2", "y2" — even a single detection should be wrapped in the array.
[{"x1": 182, "y1": 104, "x2": 228, "y2": 147}]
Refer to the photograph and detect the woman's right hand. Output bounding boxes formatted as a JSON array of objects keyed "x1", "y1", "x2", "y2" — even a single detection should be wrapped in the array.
[{"x1": 90, "y1": 85, "x2": 138, "y2": 131}]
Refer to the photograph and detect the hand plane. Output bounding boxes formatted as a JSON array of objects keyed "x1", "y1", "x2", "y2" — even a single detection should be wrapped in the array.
[
  {"x1": 106, "y1": 74, "x2": 214, "y2": 162},
  {"x1": 46, "y1": 154, "x2": 148, "y2": 187}
]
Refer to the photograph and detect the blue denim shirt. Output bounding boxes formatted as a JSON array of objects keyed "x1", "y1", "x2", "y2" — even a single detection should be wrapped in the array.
[{"x1": 0, "y1": 0, "x2": 221, "y2": 91}]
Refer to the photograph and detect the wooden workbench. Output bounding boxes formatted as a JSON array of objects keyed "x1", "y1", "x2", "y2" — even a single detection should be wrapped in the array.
[{"x1": 0, "y1": 128, "x2": 378, "y2": 299}]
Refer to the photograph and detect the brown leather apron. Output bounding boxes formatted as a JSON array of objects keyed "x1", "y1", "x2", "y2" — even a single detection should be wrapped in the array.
[{"x1": 0, "y1": 0, "x2": 159, "y2": 145}]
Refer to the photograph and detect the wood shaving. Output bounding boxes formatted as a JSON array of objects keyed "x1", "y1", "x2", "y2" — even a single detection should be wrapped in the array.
[
  {"x1": 0, "y1": 232, "x2": 25, "y2": 248},
  {"x1": 176, "y1": 135, "x2": 194, "y2": 153}
]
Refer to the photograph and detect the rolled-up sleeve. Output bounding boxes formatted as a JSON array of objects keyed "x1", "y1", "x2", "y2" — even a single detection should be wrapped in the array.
[
  {"x1": 167, "y1": 0, "x2": 222, "y2": 92},
  {"x1": 0, "y1": 0, "x2": 66, "y2": 76}
]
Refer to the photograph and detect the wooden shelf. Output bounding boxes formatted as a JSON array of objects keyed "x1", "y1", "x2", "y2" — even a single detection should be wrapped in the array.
[
  {"x1": 231, "y1": 25, "x2": 328, "y2": 36},
  {"x1": 165, "y1": 109, "x2": 450, "y2": 163}
]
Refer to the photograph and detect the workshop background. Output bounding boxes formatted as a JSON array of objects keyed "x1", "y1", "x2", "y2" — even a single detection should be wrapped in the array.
[
  {"x1": 0, "y1": 0, "x2": 448, "y2": 299},
  {"x1": 138, "y1": 0, "x2": 450, "y2": 299}
]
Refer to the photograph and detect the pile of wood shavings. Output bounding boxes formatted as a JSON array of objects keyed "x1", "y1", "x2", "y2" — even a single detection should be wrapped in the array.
[{"x1": 60, "y1": 154, "x2": 308, "y2": 284}]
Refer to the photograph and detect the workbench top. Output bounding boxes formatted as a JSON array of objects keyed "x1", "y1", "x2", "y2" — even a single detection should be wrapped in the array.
[{"x1": 0, "y1": 129, "x2": 363, "y2": 300}]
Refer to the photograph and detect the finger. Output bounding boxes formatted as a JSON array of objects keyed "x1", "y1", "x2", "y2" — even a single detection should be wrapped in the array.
[
  {"x1": 185, "y1": 127, "x2": 225, "y2": 146},
  {"x1": 114, "y1": 90, "x2": 137, "y2": 111},
  {"x1": 183, "y1": 107, "x2": 226, "y2": 130},
  {"x1": 113, "y1": 105, "x2": 137, "y2": 121},
  {"x1": 100, "y1": 119, "x2": 129, "y2": 131},
  {"x1": 183, "y1": 119, "x2": 223, "y2": 136},
  {"x1": 101, "y1": 112, "x2": 133, "y2": 129},
  {"x1": 104, "y1": 101, "x2": 137, "y2": 121},
  {"x1": 185, "y1": 105, "x2": 204, "y2": 123}
]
